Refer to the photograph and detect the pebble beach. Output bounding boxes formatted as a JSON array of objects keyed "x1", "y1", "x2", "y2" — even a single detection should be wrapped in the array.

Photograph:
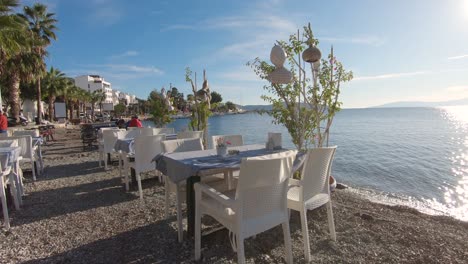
[{"x1": 1, "y1": 127, "x2": 467, "y2": 263}]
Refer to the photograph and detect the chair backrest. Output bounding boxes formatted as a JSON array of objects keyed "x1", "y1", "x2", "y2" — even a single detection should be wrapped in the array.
[
  {"x1": 5, "y1": 136, "x2": 33, "y2": 158},
  {"x1": 153, "y1": 127, "x2": 175, "y2": 135},
  {"x1": 98, "y1": 127, "x2": 120, "y2": 140},
  {"x1": 161, "y1": 138, "x2": 203, "y2": 153},
  {"x1": 13, "y1": 129, "x2": 39, "y2": 137},
  {"x1": 177, "y1": 131, "x2": 203, "y2": 139},
  {"x1": 120, "y1": 129, "x2": 141, "y2": 139},
  {"x1": 301, "y1": 147, "x2": 337, "y2": 202},
  {"x1": 133, "y1": 135, "x2": 166, "y2": 173},
  {"x1": 235, "y1": 150, "x2": 296, "y2": 235},
  {"x1": 140, "y1": 127, "x2": 157, "y2": 136},
  {"x1": 103, "y1": 130, "x2": 122, "y2": 153},
  {"x1": 0, "y1": 139, "x2": 18, "y2": 148},
  {"x1": 211, "y1": 134, "x2": 243, "y2": 149}
]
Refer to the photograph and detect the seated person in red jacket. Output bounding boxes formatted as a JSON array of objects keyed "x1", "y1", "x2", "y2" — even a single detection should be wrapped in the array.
[
  {"x1": 0, "y1": 109, "x2": 7, "y2": 134},
  {"x1": 127, "y1": 115, "x2": 142, "y2": 128}
]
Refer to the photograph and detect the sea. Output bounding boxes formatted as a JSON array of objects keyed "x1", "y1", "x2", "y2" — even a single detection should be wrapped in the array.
[{"x1": 143, "y1": 106, "x2": 468, "y2": 221}]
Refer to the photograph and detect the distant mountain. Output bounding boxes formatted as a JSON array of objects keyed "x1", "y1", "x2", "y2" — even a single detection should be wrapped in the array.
[
  {"x1": 237, "y1": 104, "x2": 273, "y2": 111},
  {"x1": 374, "y1": 98, "x2": 468, "y2": 108}
]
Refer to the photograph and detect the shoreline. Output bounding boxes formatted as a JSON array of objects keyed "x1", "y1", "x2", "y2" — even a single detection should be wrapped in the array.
[{"x1": 1, "y1": 127, "x2": 467, "y2": 263}]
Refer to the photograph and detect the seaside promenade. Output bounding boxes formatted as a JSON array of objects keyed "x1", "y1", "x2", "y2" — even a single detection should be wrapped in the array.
[{"x1": 0, "y1": 127, "x2": 467, "y2": 263}]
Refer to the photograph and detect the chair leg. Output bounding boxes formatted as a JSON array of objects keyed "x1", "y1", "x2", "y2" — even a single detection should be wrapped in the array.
[
  {"x1": 118, "y1": 153, "x2": 123, "y2": 178},
  {"x1": 195, "y1": 190, "x2": 202, "y2": 260},
  {"x1": 8, "y1": 173, "x2": 20, "y2": 210},
  {"x1": 176, "y1": 185, "x2": 183, "y2": 243},
  {"x1": 16, "y1": 162, "x2": 24, "y2": 197},
  {"x1": 282, "y1": 222, "x2": 293, "y2": 264},
  {"x1": 136, "y1": 172, "x2": 143, "y2": 200},
  {"x1": 104, "y1": 153, "x2": 108, "y2": 170},
  {"x1": 164, "y1": 179, "x2": 170, "y2": 218},
  {"x1": 300, "y1": 208, "x2": 311, "y2": 262},
  {"x1": 236, "y1": 235, "x2": 245, "y2": 264},
  {"x1": 124, "y1": 165, "x2": 129, "y2": 192},
  {"x1": 0, "y1": 177, "x2": 10, "y2": 230},
  {"x1": 326, "y1": 201, "x2": 337, "y2": 241},
  {"x1": 98, "y1": 148, "x2": 103, "y2": 167},
  {"x1": 31, "y1": 161, "x2": 36, "y2": 181}
]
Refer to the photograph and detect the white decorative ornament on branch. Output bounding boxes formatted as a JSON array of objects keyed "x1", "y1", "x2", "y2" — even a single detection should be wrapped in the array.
[{"x1": 267, "y1": 45, "x2": 293, "y2": 84}]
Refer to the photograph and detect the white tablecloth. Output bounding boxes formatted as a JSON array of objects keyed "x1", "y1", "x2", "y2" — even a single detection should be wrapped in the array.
[{"x1": 0, "y1": 147, "x2": 21, "y2": 170}]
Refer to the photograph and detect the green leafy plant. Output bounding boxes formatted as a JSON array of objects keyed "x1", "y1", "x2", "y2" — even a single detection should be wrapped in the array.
[
  {"x1": 247, "y1": 23, "x2": 353, "y2": 150},
  {"x1": 185, "y1": 67, "x2": 212, "y2": 148},
  {"x1": 148, "y1": 89, "x2": 173, "y2": 127}
]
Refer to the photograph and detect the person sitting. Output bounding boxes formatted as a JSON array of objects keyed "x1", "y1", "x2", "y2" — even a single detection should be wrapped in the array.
[
  {"x1": 127, "y1": 115, "x2": 142, "y2": 128},
  {"x1": 0, "y1": 109, "x2": 8, "y2": 134}
]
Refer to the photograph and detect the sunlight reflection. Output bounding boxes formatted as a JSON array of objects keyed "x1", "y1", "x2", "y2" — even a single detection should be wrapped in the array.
[{"x1": 439, "y1": 105, "x2": 468, "y2": 221}]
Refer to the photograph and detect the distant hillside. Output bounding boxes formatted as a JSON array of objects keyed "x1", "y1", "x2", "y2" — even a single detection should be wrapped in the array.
[
  {"x1": 375, "y1": 98, "x2": 468, "y2": 108},
  {"x1": 237, "y1": 104, "x2": 273, "y2": 111}
]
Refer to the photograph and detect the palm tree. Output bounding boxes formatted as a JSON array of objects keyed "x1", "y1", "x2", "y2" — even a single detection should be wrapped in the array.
[
  {"x1": 19, "y1": 3, "x2": 57, "y2": 124},
  {"x1": 0, "y1": 0, "x2": 30, "y2": 74},
  {"x1": 2, "y1": 49, "x2": 41, "y2": 122},
  {"x1": 60, "y1": 78, "x2": 80, "y2": 119},
  {"x1": 42, "y1": 66, "x2": 66, "y2": 120},
  {"x1": 91, "y1": 90, "x2": 106, "y2": 117}
]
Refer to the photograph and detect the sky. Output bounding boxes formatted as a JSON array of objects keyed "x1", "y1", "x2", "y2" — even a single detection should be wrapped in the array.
[{"x1": 20, "y1": 0, "x2": 468, "y2": 108}]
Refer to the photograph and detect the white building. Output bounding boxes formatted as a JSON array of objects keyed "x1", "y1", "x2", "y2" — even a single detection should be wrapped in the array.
[{"x1": 75, "y1": 75, "x2": 113, "y2": 104}]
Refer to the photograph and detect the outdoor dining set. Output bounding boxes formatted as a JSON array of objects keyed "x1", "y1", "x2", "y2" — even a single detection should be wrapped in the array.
[
  {"x1": 99, "y1": 126, "x2": 338, "y2": 263},
  {"x1": 0, "y1": 128, "x2": 45, "y2": 230}
]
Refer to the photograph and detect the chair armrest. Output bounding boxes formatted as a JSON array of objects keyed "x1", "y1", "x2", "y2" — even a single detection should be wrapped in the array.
[
  {"x1": 195, "y1": 182, "x2": 235, "y2": 208},
  {"x1": 288, "y1": 178, "x2": 303, "y2": 187}
]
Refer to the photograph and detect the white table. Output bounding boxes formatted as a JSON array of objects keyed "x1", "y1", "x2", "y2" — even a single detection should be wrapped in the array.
[{"x1": 154, "y1": 144, "x2": 292, "y2": 237}]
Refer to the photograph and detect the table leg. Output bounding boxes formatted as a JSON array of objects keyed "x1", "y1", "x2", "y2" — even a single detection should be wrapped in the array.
[{"x1": 186, "y1": 175, "x2": 200, "y2": 238}]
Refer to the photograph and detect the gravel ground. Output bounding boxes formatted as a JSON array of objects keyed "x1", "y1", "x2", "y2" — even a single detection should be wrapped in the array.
[{"x1": 1, "y1": 127, "x2": 467, "y2": 263}]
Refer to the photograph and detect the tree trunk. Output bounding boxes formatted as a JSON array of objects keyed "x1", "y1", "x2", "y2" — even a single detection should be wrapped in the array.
[
  {"x1": 48, "y1": 96, "x2": 55, "y2": 121},
  {"x1": 8, "y1": 71, "x2": 21, "y2": 123},
  {"x1": 36, "y1": 77, "x2": 42, "y2": 124}
]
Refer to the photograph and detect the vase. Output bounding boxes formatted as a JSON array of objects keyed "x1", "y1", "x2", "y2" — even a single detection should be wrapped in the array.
[{"x1": 216, "y1": 146, "x2": 228, "y2": 157}]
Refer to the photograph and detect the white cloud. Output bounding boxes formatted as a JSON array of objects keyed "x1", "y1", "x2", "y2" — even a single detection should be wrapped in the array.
[
  {"x1": 446, "y1": 85, "x2": 468, "y2": 92},
  {"x1": 65, "y1": 63, "x2": 164, "y2": 81},
  {"x1": 448, "y1": 54, "x2": 468, "y2": 60},
  {"x1": 109, "y1": 50, "x2": 139, "y2": 59},
  {"x1": 353, "y1": 71, "x2": 429, "y2": 81},
  {"x1": 107, "y1": 64, "x2": 164, "y2": 75},
  {"x1": 320, "y1": 36, "x2": 386, "y2": 46}
]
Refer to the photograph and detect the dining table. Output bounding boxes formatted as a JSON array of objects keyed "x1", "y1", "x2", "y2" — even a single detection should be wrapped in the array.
[{"x1": 154, "y1": 144, "x2": 300, "y2": 238}]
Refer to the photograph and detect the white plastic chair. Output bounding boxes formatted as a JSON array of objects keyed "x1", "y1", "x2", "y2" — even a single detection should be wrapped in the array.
[
  {"x1": 12, "y1": 129, "x2": 40, "y2": 137},
  {"x1": 162, "y1": 138, "x2": 226, "y2": 242},
  {"x1": 6, "y1": 136, "x2": 38, "y2": 181},
  {"x1": 153, "y1": 127, "x2": 175, "y2": 135},
  {"x1": 0, "y1": 162, "x2": 20, "y2": 230},
  {"x1": 194, "y1": 150, "x2": 297, "y2": 264},
  {"x1": 177, "y1": 131, "x2": 203, "y2": 139},
  {"x1": 211, "y1": 134, "x2": 244, "y2": 189},
  {"x1": 121, "y1": 129, "x2": 141, "y2": 139},
  {"x1": 211, "y1": 134, "x2": 243, "y2": 149},
  {"x1": 162, "y1": 138, "x2": 204, "y2": 153},
  {"x1": 12, "y1": 130, "x2": 43, "y2": 173},
  {"x1": 125, "y1": 134, "x2": 166, "y2": 199},
  {"x1": 99, "y1": 130, "x2": 123, "y2": 169},
  {"x1": 287, "y1": 146, "x2": 337, "y2": 262},
  {"x1": 140, "y1": 127, "x2": 156, "y2": 136}
]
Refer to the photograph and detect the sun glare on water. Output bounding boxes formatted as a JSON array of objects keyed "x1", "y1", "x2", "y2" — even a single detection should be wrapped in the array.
[{"x1": 439, "y1": 105, "x2": 468, "y2": 221}]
